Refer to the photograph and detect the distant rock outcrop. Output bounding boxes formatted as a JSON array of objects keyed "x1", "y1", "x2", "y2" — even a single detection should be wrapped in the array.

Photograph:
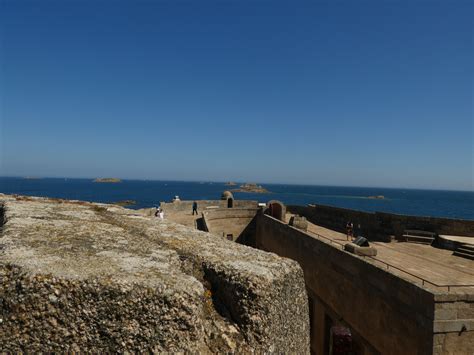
[
  {"x1": 112, "y1": 200, "x2": 136, "y2": 206},
  {"x1": 93, "y1": 178, "x2": 122, "y2": 183},
  {"x1": 232, "y1": 183, "x2": 270, "y2": 194}
]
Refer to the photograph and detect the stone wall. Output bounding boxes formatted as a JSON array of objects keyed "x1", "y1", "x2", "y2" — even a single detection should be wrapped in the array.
[
  {"x1": 202, "y1": 208, "x2": 259, "y2": 243},
  {"x1": 161, "y1": 200, "x2": 258, "y2": 213},
  {"x1": 288, "y1": 204, "x2": 474, "y2": 242},
  {"x1": 255, "y1": 213, "x2": 474, "y2": 355},
  {"x1": 433, "y1": 300, "x2": 474, "y2": 354}
]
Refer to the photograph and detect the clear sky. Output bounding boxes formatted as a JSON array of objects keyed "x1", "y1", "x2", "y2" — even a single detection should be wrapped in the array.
[{"x1": 0, "y1": 0, "x2": 472, "y2": 190}]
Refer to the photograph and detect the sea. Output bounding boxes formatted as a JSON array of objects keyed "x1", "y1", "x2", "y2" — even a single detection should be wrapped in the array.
[{"x1": 0, "y1": 177, "x2": 473, "y2": 220}]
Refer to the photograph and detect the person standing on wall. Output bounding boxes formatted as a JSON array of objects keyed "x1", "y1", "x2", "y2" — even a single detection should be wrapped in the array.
[
  {"x1": 192, "y1": 201, "x2": 198, "y2": 215},
  {"x1": 346, "y1": 221, "x2": 353, "y2": 241}
]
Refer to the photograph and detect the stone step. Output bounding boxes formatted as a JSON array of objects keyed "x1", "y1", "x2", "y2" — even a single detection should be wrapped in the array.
[
  {"x1": 456, "y1": 247, "x2": 474, "y2": 255},
  {"x1": 453, "y1": 250, "x2": 474, "y2": 260},
  {"x1": 459, "y1": 244, "x2": 474, "y2": 252}
]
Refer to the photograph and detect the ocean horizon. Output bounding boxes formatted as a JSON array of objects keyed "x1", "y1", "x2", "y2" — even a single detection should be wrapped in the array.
[{"x1": 1, "y1": 177, "x2": 473, "y2": 220}]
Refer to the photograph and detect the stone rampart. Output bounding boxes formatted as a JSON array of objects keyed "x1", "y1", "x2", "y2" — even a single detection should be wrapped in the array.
[
  {"x1": 161, "y1": 200, "x2": 258, "y2": 213},
  {"x1": 288, "y1": 204, "x2": 474, "y2": 242},
  {"x1": 255, "y1": 213, "x2": 474, "y2": 354},
  {"x1": 0, "y1": 194, "x2": 309, "y2": 353}
]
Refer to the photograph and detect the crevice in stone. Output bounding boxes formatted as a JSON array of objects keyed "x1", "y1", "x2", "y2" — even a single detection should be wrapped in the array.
[{"x1": 0, "y1": 202, "x2": 5, "y2": 234}]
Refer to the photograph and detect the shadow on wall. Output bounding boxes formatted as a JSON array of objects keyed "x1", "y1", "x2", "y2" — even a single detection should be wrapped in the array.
[
  {"x1": 235, "y1": 214, "x2": 258, "y2": 246},
  {"x1": 0, "y1": 203, "x2": 4, "y2": 232}
]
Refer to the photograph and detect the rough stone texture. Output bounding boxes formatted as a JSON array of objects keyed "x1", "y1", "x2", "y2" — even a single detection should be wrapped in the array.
[{"x1": 0, "y1": 194, "x2": 309, "y2": 353}]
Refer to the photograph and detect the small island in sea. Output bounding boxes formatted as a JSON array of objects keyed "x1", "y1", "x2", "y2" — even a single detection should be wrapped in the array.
[
  {"x1": 231, "y1": 183, "x2": 270, "y2": 194},
  {"x1": 367, "y1": 195, "x2": 385, "y2": 199},
  {"x1": 112, "y1": 200, "x2": 136, "y2": 206},
  {"x1": 225, "y1": 181, "x2": 237, "y2": 186},
  {"x1": 93, "y1": 178, "x2": 122, "y2": 183}
]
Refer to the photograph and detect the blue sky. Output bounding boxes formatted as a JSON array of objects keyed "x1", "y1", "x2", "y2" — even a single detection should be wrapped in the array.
[{"x1": 1, "y1": 0, "x2": 472, "y2": 190}]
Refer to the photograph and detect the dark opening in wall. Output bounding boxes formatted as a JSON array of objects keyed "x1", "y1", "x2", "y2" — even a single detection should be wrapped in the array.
[
  {"x1": 227, "y1": 198, "x2": 234, "y2": 208},
  {"x1": 266, "y1": 201, "x2": 285, "y2": 221}
]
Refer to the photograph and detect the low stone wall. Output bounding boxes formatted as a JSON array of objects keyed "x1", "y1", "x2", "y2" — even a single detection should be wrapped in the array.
[
  {"x1": 161, "y1": 200, "x2": 258, "y2": 213},
  {"x1": 255, "y1": 213, "x2": 473, "y2": 355},
  {"x1": 288, "y1": 204, "x2": 474, "y2": 242},
  {"x1": 202, "y1": 208, "x2": 259, "y2": 243}
]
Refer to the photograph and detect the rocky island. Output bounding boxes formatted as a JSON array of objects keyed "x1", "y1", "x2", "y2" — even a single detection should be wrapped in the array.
[
  {"x1": 112, "y1": 199, "x2": 136, "y2": 206},
  {"x1": 231, "y1": 183, "x2": 270, "y2": 194},
  {"x1": 93, "y1": 178, "x2": 122, "y2": 183}
]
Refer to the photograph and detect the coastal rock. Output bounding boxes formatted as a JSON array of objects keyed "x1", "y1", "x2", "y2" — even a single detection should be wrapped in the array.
[
  {"x1": 93, "y1": 178, "x2": 122, "y2": 183},
  {"x1": 0, "y1": 194, "x2": 309, "y2": 353},
  {"x1": 231, "y1": 183, "x2": 270, "y2": 194}
]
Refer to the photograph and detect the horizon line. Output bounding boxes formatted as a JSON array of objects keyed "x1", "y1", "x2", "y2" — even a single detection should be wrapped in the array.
[{"x1": 1, "y1": 175, "x2": 472, "y2": 193}]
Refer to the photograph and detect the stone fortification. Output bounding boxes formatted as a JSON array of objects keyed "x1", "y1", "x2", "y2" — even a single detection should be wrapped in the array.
[
  {"x1": 255, "y1": 213, "x2": 474, "y2": 354},
  {"x1": 0, "y1": 194, "x2": 309, "y2": 353},
  {"x1": 160, "y1": 199, "x2": 258, "y2": 213}
]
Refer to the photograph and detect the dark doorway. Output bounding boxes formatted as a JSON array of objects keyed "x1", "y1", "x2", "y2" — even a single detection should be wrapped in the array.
[{"x1": 227, "y1": 198, "x2": 234, "y2": 208}]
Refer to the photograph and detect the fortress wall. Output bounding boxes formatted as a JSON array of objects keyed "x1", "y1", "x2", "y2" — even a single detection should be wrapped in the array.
[
  {"x1": 255, "y1": 213, "x2": 437, "y2": 354},
  {"x1": 202, "y1": 208, "x2": 259, "y2": 243},
  {"x1": 161, "y1": 200, "x2": 258, "y2": 213},
  {"x1": 288, "y1": 204, "x2": 474, "y2": 241}
]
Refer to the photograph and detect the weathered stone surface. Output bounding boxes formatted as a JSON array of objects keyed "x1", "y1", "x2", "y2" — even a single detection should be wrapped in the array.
[
  {"x1": 0, "y1": 194, "x2": 309, "y2": 353},
  {"x1": 289, "y1": 215, "x2": 308, "y2": 231}
]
